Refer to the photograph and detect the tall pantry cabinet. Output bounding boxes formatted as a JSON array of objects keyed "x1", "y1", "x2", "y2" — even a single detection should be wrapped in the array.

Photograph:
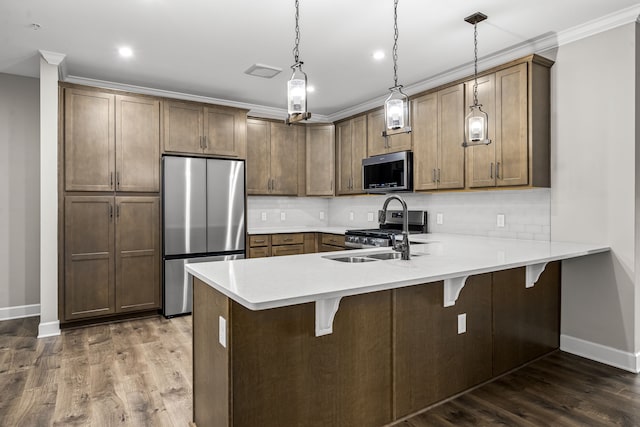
[{"x1": 60, "y1": 86, "x2": 161, "y2": 323}]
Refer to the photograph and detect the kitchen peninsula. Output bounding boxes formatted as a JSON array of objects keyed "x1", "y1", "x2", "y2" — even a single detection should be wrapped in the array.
[{"x1": 187, "y1": 234, "x2": 608, "y2": 427}]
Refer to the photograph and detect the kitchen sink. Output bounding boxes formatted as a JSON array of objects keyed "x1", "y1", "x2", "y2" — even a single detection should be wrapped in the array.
[{"x1": 326, "y1": 256, "x2": 379, "y2": 263}]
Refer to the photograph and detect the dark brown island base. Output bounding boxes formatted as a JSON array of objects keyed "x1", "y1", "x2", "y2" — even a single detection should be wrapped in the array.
[{"x1": 193, "y1": 262, "x2": 560, "y2": 427}]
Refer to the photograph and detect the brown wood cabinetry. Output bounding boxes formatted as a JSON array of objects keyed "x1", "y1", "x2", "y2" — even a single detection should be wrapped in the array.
[
  {"x1": 367, "y1": 108, "x2": 412, "y2": 156},
  {"x1": 246, "y1": 119, "x2": 301, "y2": 195},
  {"x1": 163, "y1": 100, "x2": 247, "y2": 158},
  {"x1": 412, "y1": 84, "x2": 465, "y2": 191},
  {"x1": 63, "y1": 196, "x2": 160, "y2": 322},
  {"x1": 248, "y1": 232, "x2": 319, "y2": 258},
  {"x1": 64, "y1": 88, "x2": 160, "y2": 193},
  {"x1": 319, "y1": 233, "x2": 345, "y2": 252},
  {"x1": 336, "y1": 115, "x2": 367, "y2": 195},
  {"x1": 248, "y1": 234, "x2": 271, "y2": 258},
  {"x1": 305, "y1": 124, "x2": 335, "y2": 196},
  {"x1": 465, "y1": 58, "x2": 551, "y2": 188},
  {"x1": 271, "y1": 233, "x2": 304, "y2": 257}
]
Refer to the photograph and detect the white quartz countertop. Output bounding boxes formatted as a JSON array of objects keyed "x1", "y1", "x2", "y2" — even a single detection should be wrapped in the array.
[
  {"x1": 186, "y1": 233, "x2": 609, "y2": 311},
  {"x1": 247, "y1": 226, "x2": 348, "y2": 235}
]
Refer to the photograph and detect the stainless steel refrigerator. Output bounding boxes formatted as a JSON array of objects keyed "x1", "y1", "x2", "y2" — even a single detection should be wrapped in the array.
[{"x1": 162, "y1": 155, "x2": 245, "y2": 317}]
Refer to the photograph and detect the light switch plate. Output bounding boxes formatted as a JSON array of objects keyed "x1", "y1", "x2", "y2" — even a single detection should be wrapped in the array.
[
  {"x1": 219, "y1": 316, "x2": 227, "y2": 347},
  {"x1": 497, "y1": 214, "x2": 505, "y2": 228},
  {"x1": 349, "y1": 211, "x2": 354, "y2": 221},
  {"x1": 319, "y1": 211, "x2": 325, "y2": 220},
  {"x1": 436, "y1": 213, "x2": 443, "y2": 225},
  {"x1": 458, "y1": 313, "x2": 467, "y2": 334},
  {"x1": 367, "y1": 212, "x2": 374, "y2": 222},
  {"x1": 261, "y1": 212, "x2": 267, "y2": 221},
  {"x1": 280, "y1": 211, "x2": 286, "y2": 221}
]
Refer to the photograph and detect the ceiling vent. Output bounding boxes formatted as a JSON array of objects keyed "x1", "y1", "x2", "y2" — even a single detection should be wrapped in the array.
[{"x1": 244, "y1": 63, "x2": 283, "y2": 79}]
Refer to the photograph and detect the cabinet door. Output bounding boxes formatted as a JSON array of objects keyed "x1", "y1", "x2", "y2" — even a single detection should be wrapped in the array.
[
  {"x1": 350, "y1": 115, "x2": 367, "y2": 194},
  {"x1": 411, "y1": 92, "x2": 438, "y2": 191},
  {"x1": 64, "y1": 196, "x2": 115, "y2": 320},
  {"x1": 116, "y1": 95, "x2": 160, "y2": 192},
  {"x1": 271, "y1": 244, "x2": 304, "y2": 257},
  {"x1": 336, "y1": 121, "x2": 353, "y2": 195},
  {"x1": 306, "y1": 124, "x2": 335, "y2": 196},
  {"x1": 270, "y1": 122, "x2": 299, "y2": 195},
  {"x1": 64, "y1": 88, "x2": 115, "y2": 192},
  {"x1": 246, "y1": 119, "x2": 271, "y2": 194},
  {"x1": 437, "y1": 84, "x2": 465, "y2": 189},
  {"x1": 163, "y1": 100, "x2": 203, "y2": 153},
  {"x1": 115, "y1": 197, "x2": 160, "y2": 313},
  {"x1": 496, "y1": 63, "x2": 528, "y2": 187},
  {"x1": 367, "y1": 109, "x2": 388, "y2": 156},
  {"x1": 465, "y1": 74, "x2": 497, "y2": 188},
  {"x1": 203, "y1": 106, "x2": 246, "y2": 158}
]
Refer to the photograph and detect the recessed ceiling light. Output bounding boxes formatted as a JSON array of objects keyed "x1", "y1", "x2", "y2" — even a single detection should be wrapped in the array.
[
  {"x1": 373, "y1": 50, "x2": 385, "y2": 60},
  {"x1": 307, "y1": 85, "x2": 315, "y2": 93},
  {"x1": 118, "y1": 46, "x2": 133, "y2": 58}
]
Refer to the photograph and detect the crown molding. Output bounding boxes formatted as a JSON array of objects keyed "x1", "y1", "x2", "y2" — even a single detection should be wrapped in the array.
[
  {"x1": 39, "y1": 50, "x2": 66, "y2": 66},
  {"x1": 328, "y1": 4, "x2": 640, "y2": 122},
  {"x1": 63, "y1": 75, "x2": 331, "y2": 123}
]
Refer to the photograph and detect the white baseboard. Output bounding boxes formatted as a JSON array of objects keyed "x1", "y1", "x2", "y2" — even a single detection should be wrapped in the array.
[
  {"x1": 561, "y1": 334, "x2": 640, "y2": 373},
  {"x1": 38, "y1": 320, "x2": 60, "y2": 338},
  {"x1": 0, "y1": 304, "x2": 40, "y2": 321}
]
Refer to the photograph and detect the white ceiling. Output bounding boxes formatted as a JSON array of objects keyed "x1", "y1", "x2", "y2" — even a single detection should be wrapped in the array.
[{"x1": 1, "y1": 0, "x2": 639, "y2": 118}]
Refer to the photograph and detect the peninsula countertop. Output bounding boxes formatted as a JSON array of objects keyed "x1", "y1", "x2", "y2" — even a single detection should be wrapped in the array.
[{"x1": 186, "y1": 233, "x2": 609, "y2": 311}]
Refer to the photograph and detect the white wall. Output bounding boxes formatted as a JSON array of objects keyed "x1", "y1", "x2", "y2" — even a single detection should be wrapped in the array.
[
  {"x1": 0, "y1": 73, "x2": 41, "y2": 318},
  {"x1": 549, "y1": 23, "x2": 638, "y2": 363}
]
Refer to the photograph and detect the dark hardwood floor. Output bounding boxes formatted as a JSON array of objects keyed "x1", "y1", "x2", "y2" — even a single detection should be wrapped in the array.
[{"x1": 1, "y1": 316, "x2": 639, "y2": 426}]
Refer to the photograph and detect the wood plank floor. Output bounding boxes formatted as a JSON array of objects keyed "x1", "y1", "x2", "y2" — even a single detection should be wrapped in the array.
[{"x1": 1, "y1": 316, "x2": 639, "y2": 426}]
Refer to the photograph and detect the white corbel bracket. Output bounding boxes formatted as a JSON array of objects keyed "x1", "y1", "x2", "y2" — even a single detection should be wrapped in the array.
[
  {"x1": 443, "y1": 276, "x2": 469, "y2": 307},
  {"x1": 526, "y1": 262, "x2": 548, "y2": 288},
  {"x1": 315, "y1": 297, "x2": 342, "y2": 337}
]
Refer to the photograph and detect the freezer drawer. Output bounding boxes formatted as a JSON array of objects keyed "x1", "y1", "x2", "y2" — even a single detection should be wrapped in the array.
[{"x1": 163, "y1": 254, "x2": 244, "y2": 317}]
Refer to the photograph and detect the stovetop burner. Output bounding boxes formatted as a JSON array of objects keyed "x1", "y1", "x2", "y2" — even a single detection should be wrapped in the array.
[{"x1": 344, "y1": 210, "x2": 428, "y2": 248}]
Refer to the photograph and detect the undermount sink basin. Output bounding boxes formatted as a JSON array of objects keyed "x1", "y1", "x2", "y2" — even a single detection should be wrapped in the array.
[
  {"x1": 326, "y1": 256, "x2": 379, "y2": 263},
  {"x1": 366, "y1": 252, "x2": 424, "y2": 260}
]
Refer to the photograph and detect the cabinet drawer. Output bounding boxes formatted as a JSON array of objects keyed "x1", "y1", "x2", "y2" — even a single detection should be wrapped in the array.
[
  {"x1": 319, "y1": 244, "x2": 344, "y2": 253},
  {"x1": 271, "y1": 233, "x2": 304, "y2": 246},
  {"x1": 249, "y1": 247, "x2": 270, "y2": 258},
  {"x1": 271, "y1": 244, "x2": 304, "y2": 257},
  {"x1": 249, "y1": 235, "x2": 270, "y2": 247},
  {"x1": 321, "y1": 233, "x2": 345, "y2": 247}
]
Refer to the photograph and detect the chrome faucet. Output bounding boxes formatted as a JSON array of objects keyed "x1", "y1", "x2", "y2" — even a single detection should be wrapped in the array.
[{"x1": 379, "y1": 195, "x2": 410, "y2": 260}]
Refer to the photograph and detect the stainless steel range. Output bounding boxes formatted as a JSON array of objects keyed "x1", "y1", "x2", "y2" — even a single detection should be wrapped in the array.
[{"x1": 345, "y1": 210, "x2": 428, "y2": 248}]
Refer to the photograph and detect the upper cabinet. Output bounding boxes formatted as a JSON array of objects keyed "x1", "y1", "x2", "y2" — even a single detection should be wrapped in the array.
[
  {"x1": 306, "y1": 124, "x2": 335, "y2": 196},
  {"x1": 412, "y1": 84, "x2": 465, "y2": 191},
  {"x1": 367, "y1": 108, "x2": 412, "y2": 156},
  {"x1": 336, "y1": 115, "x2": 367, "y2": 195},
  {"x1": 163, "y1": 100, "x2": 247, "y2": 158},
  {"x1": 465, "y1": 57, "x2": 552, "y2": 189},
  {"x1": 64, "y1": 88, "x2": 160, "y2": 192},
  {"x1": 246, "y1": 119, "x2": 301, "y2": 196}
]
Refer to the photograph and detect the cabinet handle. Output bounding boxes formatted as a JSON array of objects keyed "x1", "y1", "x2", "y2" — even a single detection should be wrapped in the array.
[
  {"x1": 496, "y1": 162, "x2": 501, "y2": 180},
  {"x1": 116, "y1": 172, "x2": 120, "y2": 190},
  {"x1": 437, "y1": 169, "x2": 441, "y2": 183},
  {"x1": 203, "y1": 135, "x2": 208, "y2": 149},
  {"x1": 109, "y1": 204, "x2": 113, "y2": 220},
  {"x1": 432, "y1": 169, "x2": 436, "y2": 183},
  {"x1": 116, "y1": 204, "x2": 120, "y2": 222},
  {"x1": 110, "y1": 172, "x2": 114, "y2": 189},
  {"x1": 490, "y1": 163, "x2": 494, "y2": 179},
  {"x1": 254, "y1": 239, "x2": 265, "y2": 243}
]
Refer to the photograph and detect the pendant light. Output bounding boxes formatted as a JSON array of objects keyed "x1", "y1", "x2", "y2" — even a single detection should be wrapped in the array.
[
  {"x1": 285, "y1": 0, "x2": 311, "y2": 125},
  {"x1": 462, "y1": 12, "x2": 491, "y2": 147},
  {"x1": 382, "y1": 0, "x2": 411, "y2": 137}
]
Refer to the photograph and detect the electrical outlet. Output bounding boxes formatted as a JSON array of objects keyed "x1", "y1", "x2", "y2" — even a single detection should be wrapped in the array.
[
  {"x1": 367, "y1": 212, "x2": 374, "y2": 222},
  {"x1": 497, "y1": 214, "x2": 505, "y2": 228},
  {"x1": 349, "y1": 211, "x2": 354, "y2": 221},
  {"x1": 319, "y1": 211, "x2": 325, "y2": 220},
  {"x1": 219, "y1": 316, "x2": 227, "y2": 347},
  {"x1": 436, "y1": 213, "x2": 443, "y2": 225},
  {"x1": 280, "y1": 211, "x2": 286, "y2": 221},
  {"x1": 261, "y1": 212, "x2": 267, "y2": 221},
  {"x1": 457, "y1": 313, "x2": 467, "y2": 334}
]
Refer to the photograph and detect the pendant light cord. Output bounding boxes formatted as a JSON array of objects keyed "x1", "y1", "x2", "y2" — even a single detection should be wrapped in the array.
[
  {"x1": 473, "y1": 21, "x2": 479, "y2": 106},
  {"x1": 293, "y1": 0, "x2": 301, "y2": 65},
  {"x1": 392, "y1": 0, "x2": 399, "y2": 88}
]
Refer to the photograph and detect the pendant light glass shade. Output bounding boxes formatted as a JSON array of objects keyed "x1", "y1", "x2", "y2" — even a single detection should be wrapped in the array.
[
  {"x1": 463, "y1": 104, "x2": 490, "y2": 146},
  {"x1": 287, "y1": 64, "x2": 307, "y2": 115},
  {"x1": 385, "y1": 87, "x2": 409, "y2": 130}
]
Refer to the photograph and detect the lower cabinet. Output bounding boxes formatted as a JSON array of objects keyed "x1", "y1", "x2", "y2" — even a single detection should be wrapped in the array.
[
  {"x1": 63, "y1": 196, "x2": 160, "y2": 321},
  {"x1": 318, "y1": 233, "x2": 345, "y2": 252},
  {"x1": 248, "y1": 233, "x2": 317, "y2": 258}
]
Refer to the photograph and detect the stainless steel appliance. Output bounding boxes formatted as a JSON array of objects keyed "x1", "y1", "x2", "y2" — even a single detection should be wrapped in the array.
[
  {"x1": 362, "y1": 151, "x2": 413, "y2": 193},
  {"x1": 345, "y1": 210, "x2": 427, "y2": 248},
  {"x1": 162, "y1": 155, "x2": 245, "y2": 317}
]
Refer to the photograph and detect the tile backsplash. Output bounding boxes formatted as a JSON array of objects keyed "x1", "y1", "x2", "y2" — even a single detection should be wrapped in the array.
[{"x1": 248, "y1": 189, "x2": 551, "y2": 241}]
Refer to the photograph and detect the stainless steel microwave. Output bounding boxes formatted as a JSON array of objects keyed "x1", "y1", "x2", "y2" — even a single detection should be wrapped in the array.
[{"x1": 362, "y1": 151, "x2": 413, "y2": 193}]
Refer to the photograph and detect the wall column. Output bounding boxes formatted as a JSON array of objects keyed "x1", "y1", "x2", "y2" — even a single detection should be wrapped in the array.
[{"x1": 38, "y1": 50, "x2": 65, "y2": 338}]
